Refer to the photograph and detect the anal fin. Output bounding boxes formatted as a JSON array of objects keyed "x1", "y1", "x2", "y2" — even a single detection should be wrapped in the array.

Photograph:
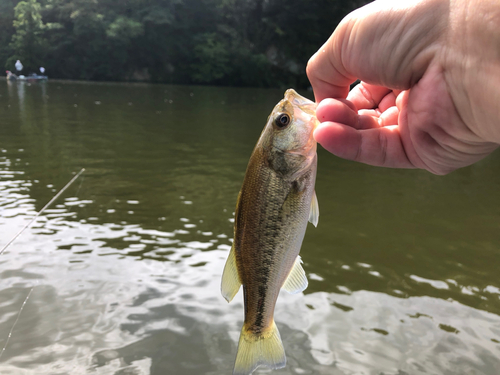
[{"x1": 282, "y1": 255, "x2": 308, "y2": 294}]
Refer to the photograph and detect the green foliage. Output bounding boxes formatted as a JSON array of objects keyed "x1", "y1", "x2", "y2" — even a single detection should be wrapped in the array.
[
  {"x1": 0, "y1": 1, "x2": 17, "y2": 69},
  {"x1": 191, "y1": 32, "x2": 231, "y2": 83},
  {"x1": 106, "y1": 16, "x2": 143, "y2": 41},
  {"x1": 2, "y1": 0, "x2": 371, "y2": 87},
  {"x1": 8, "y1": 0, "x2": 47, "y2": 72}
]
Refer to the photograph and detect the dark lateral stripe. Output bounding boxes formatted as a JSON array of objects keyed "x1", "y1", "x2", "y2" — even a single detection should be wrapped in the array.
[{"x1": 236, "y1": 156, "x2": 316, "y2": 334}]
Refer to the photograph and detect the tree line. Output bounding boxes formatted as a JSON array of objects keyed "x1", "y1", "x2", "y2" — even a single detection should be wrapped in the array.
[{"x1": 0, "y1": 0, "x2": 370, "y2": 88}]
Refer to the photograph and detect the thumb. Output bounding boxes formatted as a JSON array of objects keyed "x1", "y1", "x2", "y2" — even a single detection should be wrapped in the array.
[{"x1": 307, "y1": 0, "x2": 447, "y2": 102}]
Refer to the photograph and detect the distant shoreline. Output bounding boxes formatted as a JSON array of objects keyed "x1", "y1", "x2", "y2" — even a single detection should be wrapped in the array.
[{"x1": 0, "y1": 76, "x2": 306, "y2": 91}]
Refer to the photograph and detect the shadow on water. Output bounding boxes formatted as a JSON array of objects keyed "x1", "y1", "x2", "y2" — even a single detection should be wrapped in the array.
[
  {"x1": 90, "y1": 290, "x2": 341, "y2": 375},
  {"x1": 92, "y1": 306, "x2": 226, "y2": 375}
]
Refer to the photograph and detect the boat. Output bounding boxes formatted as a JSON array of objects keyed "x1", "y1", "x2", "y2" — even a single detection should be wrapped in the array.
[
  {"x1": 6, "y1": 71, "x2": 48, "y2": 82},
  {"x1": 24, "y1": 73, "x2": 48, "y2": 82}
]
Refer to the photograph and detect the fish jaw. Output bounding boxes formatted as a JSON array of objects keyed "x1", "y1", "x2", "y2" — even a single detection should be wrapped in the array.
[{"x1": 284, "y1": 88, "x2": 317, "y2": 117}]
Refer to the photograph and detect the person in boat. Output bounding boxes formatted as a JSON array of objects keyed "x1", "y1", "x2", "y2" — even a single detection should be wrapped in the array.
[{"x1": 6, "y1": 71, "x2": 17, "y2": 81}]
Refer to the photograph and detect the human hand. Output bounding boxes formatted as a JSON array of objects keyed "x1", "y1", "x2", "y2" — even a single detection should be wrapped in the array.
[{"x1": 307, "y1": 0, "x2": 500, "y2": 175}]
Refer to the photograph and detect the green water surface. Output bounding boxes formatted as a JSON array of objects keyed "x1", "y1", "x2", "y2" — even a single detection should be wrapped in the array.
[{"x1": 0, "y1": 80, "x2": 499, "y2": 375}]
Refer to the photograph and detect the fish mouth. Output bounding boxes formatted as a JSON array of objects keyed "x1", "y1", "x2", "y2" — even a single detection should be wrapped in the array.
[
  {"x1": 282, "y1": 89, "x2": 319, "y2": 133},
  {"x1": 284, "y1": 89, "x2": 317, "y2": 117}
]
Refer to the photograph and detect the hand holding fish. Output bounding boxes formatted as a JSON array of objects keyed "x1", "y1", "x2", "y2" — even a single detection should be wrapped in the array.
[{"x1": 307, "y1": 0, "x2": 500, "y2": 175}]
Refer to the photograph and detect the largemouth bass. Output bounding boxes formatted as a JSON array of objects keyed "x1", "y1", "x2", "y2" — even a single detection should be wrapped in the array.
[{"x1": 221, "y1": 89, "x2": 319, "y2": 375}]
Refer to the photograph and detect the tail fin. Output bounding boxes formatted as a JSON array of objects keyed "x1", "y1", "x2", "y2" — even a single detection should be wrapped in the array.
[{"x1": 233, "y1": 321, "x2": 286, "y2": 375}]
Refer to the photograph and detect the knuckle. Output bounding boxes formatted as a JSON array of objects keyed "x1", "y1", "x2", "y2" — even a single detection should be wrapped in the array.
[{"x1": 305, "y1": 57, "x2": 316, "y2": 79}]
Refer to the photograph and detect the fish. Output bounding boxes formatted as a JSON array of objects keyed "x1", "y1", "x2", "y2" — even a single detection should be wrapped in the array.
[{"x1": 221, "y1": 89, "x2": 319, "y2": 375}]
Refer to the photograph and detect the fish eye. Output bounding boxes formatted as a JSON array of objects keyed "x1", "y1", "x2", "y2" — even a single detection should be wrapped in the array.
[{"x1": 275, "y1": 113, "x2": 290, "y2": 128}]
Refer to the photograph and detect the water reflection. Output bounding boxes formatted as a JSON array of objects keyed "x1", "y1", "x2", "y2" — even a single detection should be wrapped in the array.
[
  {"x1": 6, "y1": 80, "x2": 24, "y2": 110},
  {"x1": 0, "y1": 81, "x2": 499, "y2": 374}
]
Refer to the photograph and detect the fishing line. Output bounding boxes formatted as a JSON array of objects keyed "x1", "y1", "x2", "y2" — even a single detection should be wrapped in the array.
[
  {"x1": 0, "y1": 169, "x2": 86, "y2": 360},
  {"x1": 0, "y1": 168, "x2": 85, "y2": 256},
  {"x1": 75, "y1": 174, "x2": 85, "y2": 198},
  {"x1": 0, "y1": 284, "x2": 35, "y2": 360}
]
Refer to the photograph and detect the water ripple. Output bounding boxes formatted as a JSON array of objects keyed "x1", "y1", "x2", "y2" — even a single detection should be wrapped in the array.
[{"x1": 1, "y1": 83, "x2": 500, "y2": 374}]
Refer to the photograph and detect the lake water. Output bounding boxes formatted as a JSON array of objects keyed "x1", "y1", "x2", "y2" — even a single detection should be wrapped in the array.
[{"x1": 0, "y1": 80, "x2": 499, "y2": 375}]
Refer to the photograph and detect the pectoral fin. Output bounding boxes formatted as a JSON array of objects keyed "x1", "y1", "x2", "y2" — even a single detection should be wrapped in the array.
[
  {"x1": 282, "y1": 256, "x2": 308, "y2": 294},
  {"x1": 308, "y1": 190, "x2": 319, "y2": 227},
  {"x1": 221, "y1": 245, "x2": 241, "y2": 302}
]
